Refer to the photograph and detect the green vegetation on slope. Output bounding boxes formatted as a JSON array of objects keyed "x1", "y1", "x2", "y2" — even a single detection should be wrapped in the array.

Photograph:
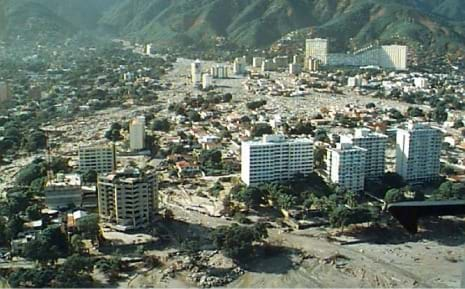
[{"x1": 4, "y1": 0, "x2": 465, "y2": 55}]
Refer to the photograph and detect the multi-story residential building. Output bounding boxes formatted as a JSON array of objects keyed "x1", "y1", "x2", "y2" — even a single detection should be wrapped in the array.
[
  {"x1": 78, "y1": 144, "x2": 115, "y2": 173},
  {"x1": 0, "y1": 81, "x2": 9, "y2": 102},
  {"x1": 341, "y1": 128, "x2": 388, "y2": 179},
  {"x1": 396, "y1": 123, "x2": 442, "y2": 184},
  {"x1": 327, "y1": 142, "x2": 367, "y2": 192},
  {"x1": 306, "y1": 38, "x2": 328, "y2": 65},
  {"x1": 241, "y1": 135, "x2": 314, "y2": 186},
  {"x1": 44, "y1": 173, "x2": 82, "y2": 210},
  {"x1": 129, "y1": 116, "x2": 145, "y2": 151},
  {"x1": 97, "y1": 167, "x2": 157, "y2": 230},
  {"x1": 191, "y1": 60, "x2": 202, "y2": 87}
]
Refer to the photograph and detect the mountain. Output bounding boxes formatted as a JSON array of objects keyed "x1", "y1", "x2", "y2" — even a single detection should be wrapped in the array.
[{"x1": 3, "y1": 0, "x2": 465, "y2": 55}]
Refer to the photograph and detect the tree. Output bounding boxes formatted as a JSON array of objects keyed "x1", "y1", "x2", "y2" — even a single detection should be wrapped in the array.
[
  {"x1": 314, "y1": 145, "x2": 326, "y2": 170},
  {"x1": 314, "y1": 128, "x2": 330, "y2": 142},
  {"x1": 384, "y1": 188, "x2": 406, "y2": 204},
  {"x1": 452, "y1": 119, "x2": 464, "y2": 129},
  {"x1": 432, "y1": 181, "x2": 465, "y2": 200},
  {"x1": 188, "y1": 111, "x2": 201, "y2": 122},
  {"x1": 15, "y1": 161, "x2": 46, "y2": 186},
  {"x1": 70, "y1": 234, "x2": 86, "y2": 254},
  {"x1": 222, "y1": 93, "x2": 233, "y2": 102},
  {"x1": 431, "y1": 105, "x2": 448, "y2": 123},
  {"x1": 232, "y1": 186, "x2": 264, "y2": 208},
  {"x1": 251, "y1": 123, "x2": 273, "y2": 138},
  {"x1": 76, "y1": 214, "x2": 100, "y2": 242},
  {"x1": 406, "y1": 107, "x2": 424, "y2": 118},
  {"x1": 288, "y1": 122, "x2": 315, "y2": 135},
  {"x1": 151, "y1": 118, "x2": 171, "y2": 132},
  {"x1": 246, "y1": 100, "x2": 266, "y2": 110},
  {"x1": 105, "y1": 123, "x2": 123, "y2": 142},
  {"x1": 212, "y1": 223, "x2": 268, "y2": 261},
  {"x1": 55, "y1": 255, "x2": 94, "y2": 287},
  {"x1": 23, "y1": 225, "x2": 69, "y2": 264},
  {"x1": 199, "y1": 149, "x2": 222, "y2": 170},
  {"x1": 6, "y1": 216, "x2": 24, "y2": 240},
  {"x1": 23, "y1": 131, "x2": 47, "y2": 152},
  {"x1": 82, "y1": 170, "x2": 98, "y2": 183},
  {"x1": 96, "y1": 257, "x2": 123, "y2": 282},
  {"x1": 25, "y1": 204, "x2": 42, "y2": 221},
  {"x1": 8, "y1": 268, "x2": 55, "y2": 288}
]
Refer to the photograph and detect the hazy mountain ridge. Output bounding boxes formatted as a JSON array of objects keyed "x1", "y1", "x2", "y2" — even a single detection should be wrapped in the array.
[{"x1": 2, "y1": 0, "x2": 465, "y2": 54}]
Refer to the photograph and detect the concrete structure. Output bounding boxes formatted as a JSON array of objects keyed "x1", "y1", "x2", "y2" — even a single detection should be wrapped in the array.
[
  {"x1": 202, "y1": 73, "x2": 212, "y2": 90},
  {"x1": 293, "y1": 55, "x2": 304, "y2": 65},
  {"x1": 414, "y1": 77, "x2": 428, "y2": 89},
  {"x1": 306, "y1": 57, "x2": 320, "y2": 72},
  {"x1": 273, "y1": 56, "x2": 289, "y2": 68},
  {"x1": 306, "y1": 38, "x2": 408, "y2": 70},
  {"x1": 327, "y1": 143, "x2": 367, "y2": 192},
  {"x1": 289, "y1": 63, "x2": 302, "y2": 75},
  {"x1": 241, "y1": 135, "x2": 314, "y2": 186},
  {"x1": 347, "y1": 76, "x2": 362, "y2": 87},
  {"x1": 210, "y1": 64, "x2": 229, "y2": 79},
  {"x1": 129, "y1": 116, "x2": 146, "y2": 151},
  {"x1": 0, "y1": 81, "x2": 9, "y2": 102},
  {"x1": 261, "y1": 60, "x2": 276, "y2": 72},
  {"x1": 44, "y1": 173, "x2": 82, "y2": 209},
  {"x1": 396, "y1": 123, "x2": 442, "y2": 184},
  {"x1": 98, "y1": 167, "x2": 157, "y2": 230},
  {"x1": 145, "y1": 44, "x2": 153, "y2": 56},
  {"x1": 78, "y1": 144, "x2": 115, "y2": 174},
  {"x1": 305, "y1": 38, "x2": 328, "y2": 65},
  {"x1": 252, "y1": 57, "x2": 264, "y2": 68},
  {"x1": 191, "y1": 60, "x2": 202, "y2": 87},
  {"x1": 341, "y1": 128, "x2": 388, "y2": 179},
  {"x1": 233, "y1": 58, "x2": 246, "y2": 75}
]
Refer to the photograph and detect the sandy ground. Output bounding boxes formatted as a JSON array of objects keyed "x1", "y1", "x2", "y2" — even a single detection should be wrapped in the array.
[{"x1": 119, "y1": 202, "x2": 465, "y2": 288}]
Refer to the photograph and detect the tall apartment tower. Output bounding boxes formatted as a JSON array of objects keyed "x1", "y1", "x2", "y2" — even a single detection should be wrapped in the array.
[
  {"x1": 98, "y1": 167, "x2": 157, "y2": 230},
  {"x1": 396, "y1": 123, "x2": 442, "y2": 184},
  {"x1": 241, "y1": 135, "x2": 314, "y2": 186},
  {"x1": 380, "y1": 45, "x2": 408, "y2": 70},
  {"x1": 0, "y1": 82, "x2": 9, "y2": 102},
  {"x1": 327, "y1": 143, "x2": 367, "y2": 192},
  {"x1": 306, "y1": 38, "x2": 328, "y2": 65},
  {"x1": 191, "y1": 60, "x2": 202, "y2": 87},
  {"x1": 129, "y1": 116, "x2": 146, "y2": 151},
  {"x1": 78, "y1": 144, "x2": 115, "y2": 174},
  {"x1": 341, "y1": 128, "x2": 388, "y2": 179}
]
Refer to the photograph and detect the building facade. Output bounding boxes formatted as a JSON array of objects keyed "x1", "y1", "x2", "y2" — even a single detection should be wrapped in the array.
[
  {"x1": 341, "y1": 128, "x2": 388, "y2": 179},
  {"x1": 396, "y1": 123, "x2": 442, "y2": 184},
  {"x1": 241, "y1": 135, "x2": 314, "y2": 186},
  {"x1": 305, "y1": 38, "x2": 328, "y2": 65},
  {"x1": 327, "y1": 143, "x2": 367, "y2": 192},
  {"x1": 306, "y1": 38, "x2": 408, "y2": 70},
  {"x1": 98, "y1": 167, "x2": 157, "y2": 230},
  {"x1": 0, "y1": 81, "x2": 9, "y2": 102},
  {"x1": 78, "y1": 144, "x2": 114, "y2": 174},
  {"x1": 129, "y1": 116, "x2": 146, "y2": 151},
  {"x1": 191, "y1": 60, "x2": 202, "y2": 87}
]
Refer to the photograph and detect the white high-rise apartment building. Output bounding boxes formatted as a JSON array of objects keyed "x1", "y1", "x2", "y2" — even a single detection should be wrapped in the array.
[
  {"x1": 0, "y1": 81, "x2": 9, "y2": 102},
  {"x1": 78, "y1": 144, "x2": 115, "y2": 173},
  {"x1": 129, "y1": 116, "x2": 146, "y2": 151},
  {"x1": 380, "y1": 45, "x2": 408, "y2": 70},
  {"x1": 241, "y1": 135, "x2": 314, "y2": 186},
  {"x1": 396, "y1": 123, "x2": 442, "y2": 184},
  {"x1": 327, "y1": 143, "x2": 367, "y2": 192},
  {"x1": 191, "y1": 60, "x2": 202, "y2": 87},
  {"x1": 341, "y1": 128, "x2": 388, "y2": 179},
  {"x1": 306, "y1": 38, "x2": 328, "y2": 65},
  {"x1": 98, "y1": 167, "x2": 157, "y2": 230}
]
